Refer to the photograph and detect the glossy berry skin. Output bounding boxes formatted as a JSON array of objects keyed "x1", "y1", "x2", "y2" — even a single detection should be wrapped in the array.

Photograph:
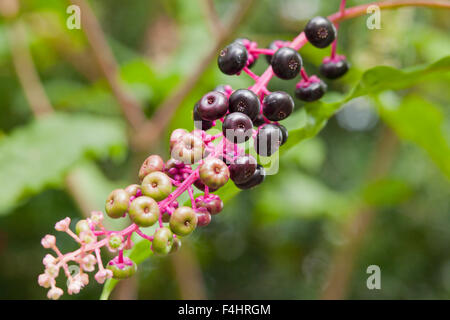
[
  {"x1": 128, "y1": 196, "x2": 160, "y2": 227},
  {"x1": 229, "y1": 154, "x2": 257, "y2": 184},
  {"x1": 152, "y1": 227, "x2": 173, "y2": 255},
  {"x1": 193, "y1": 103, "x2": 214, "y2": 131},
  {"x1": 170, "y1": 129, "x2": 188, "y2": 149},
  {"x1": 320, "y1": 59, "x2": 349, "y2": 79},
  {"x1": 254, "y1": 123, "x2": 283, "y2": 157},
  {"x1": 196, "y1": 208, "x2": 212, "y2": 227},
  {"x1": 295, "y1": 80, "x2": 327, "y2": 102},
  {"x1": 199, "y1": 158, "x2": 230, "y2": 189},
  {"x1": 105, "y1": 189, "x2": 130, "y2": 219},
  {"x1": 222, "y1": 112, "x2": 253, "y2": 144},
  {"x1": 271, "y1": 47, "x2": 302, "y2": 80},
  {"x1": 277, "y1": 124, "x2": 289, "y2": 146},
  {"x1": 197, "y1": 91, "x2": 229, "y2": 121},
  {"x1": 265, "y1": 40, "x2": 280, "y2": 64},
  {"x1": 235, "y1": 165, "x2": 265, "y2": 190},
  {"x1": 170, "y1": 206, "x2": 198, "y2": 237},
  {"x1": 172, "y1": 133, "x2": 205, "y2": 164},
  {"x1": 107, "y1": 257, "x2": 137, "y2": 279},
  {"x1": 304, "y1": 16, "x2": 336, "y2": 48},
  {"x1": 124, "y1": 184, "x2": 141, "y2": 198},
  {"x1": 138, "y1": 155, "x2": 164, "y2": 181},
  {"x1": 141, "y1": 172, "x2": 172, "y2": 201},
  {"x1": 252, "y1": 113, "x2": 266, "y2": 127},
  {"x1": 233, "y1": 38, "x2": 257, "y2": 68},
  {"x1": 229, "y1": 89, "x2": 260, "y2": 121},
  {"x1": 169, "y1": 237, "x2": 182, "y2": 254},
  {"x1": 218, "y1": 43, "x2": 248, "y2": 75},
  {"x1": 193, "y1": 178, "x2": 218, "y2": 192},
  {"x1": 262, "y1": 91, "x2": 294, "y2": 121},
  {"x1": 195, "y1": 195, "x2": 223, "y2": 215}
]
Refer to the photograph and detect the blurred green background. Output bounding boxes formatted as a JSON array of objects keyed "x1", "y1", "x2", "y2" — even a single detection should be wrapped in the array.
[{"x1": 0, "y1": 0, "x2": 449, "y2": 299}]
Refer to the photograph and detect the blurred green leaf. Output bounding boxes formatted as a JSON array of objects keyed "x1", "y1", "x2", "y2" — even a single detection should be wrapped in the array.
[
  {"x1": 377, "y1": 95, "x2": 450, "y2": 179},
  {"x1": 362, "y1": 178, "x2": 413, "y2": 207},
  {"x1": 0, "y1": 113, "x2": 127, "y2": 214}
]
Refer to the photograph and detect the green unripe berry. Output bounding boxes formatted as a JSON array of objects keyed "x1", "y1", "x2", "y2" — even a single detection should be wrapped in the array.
[
  {"x1": 141, "y1": 172, "x2": 172, "y2": 201},
  {"x1": 105, "y1": 189, "x2": 130, "y2": 219},
  {"x1": 108, "y1": 234, "x2": 123, "y2": 250},
  {"x1": 75, "y1": 220, "x2": 90, "y2": 235},
  {"x1": 128, "y1": 196, "x2": 160, "y2": 227},
  {"x1": 106, "y1": 258, "x2": 137, "y2": 279},
  {"x1": 152, "y1": 227, "x2": 173, "y2": 255},
  {"x1": 169, "y1": 206, "x2": 197, "y2": 237},
  {"x1": 199, "y1": 158, "x2": 229, "y2": 189},
  {"x1": 125, "y1": 184, "x2": 141, "y2": 197}
]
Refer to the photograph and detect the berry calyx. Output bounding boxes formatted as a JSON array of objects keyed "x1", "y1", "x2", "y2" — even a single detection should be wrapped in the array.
[
  {"x1": 254, "y1": 123, "x2": 283, "y2": 157},
  {"x1": 141, "y1": 172, "x2": 173, "y2": 201},
  {"x1": 199, "y1": 158, "x2": 230, "y2": 189},
  {"x1": 197, "y1": 91, "x2": 229, "y2": 121},
  {"x1": 171, "y1": 133, "x2": 205, "y2": 164},
  {"x1": 138, "y1": 155, "x2": 164, "y2": 181},
  {"x1": 105, "y1": 189, "x2": 130, "y2": 219},
  {"x1": 295, "y1": 76, "x2": 327, "y2": 102},
  {"x1": 320, "y1": 56, "x2": 349, "y2": 79},
  {"x1": 169, "y1": 206, "x2": 198, "y2": 237},
  {"x1": 271, "y1": 47, "x2": 302, "y2": 80},
  {"x1": 218, "y1": 43, "x2": 248, "y2": 75},
  {"x1": 128, "y1": 196, "x2": 160, "y2": 227},
  {"x1": 106, "y1": 257, "x2": 137, "y2": 280},
  {"x1": 235, "y1": 164, "x2": 266, "y2": 190},
  {"x1": 304, "y1": 16, "x2": 337, "y2": 48},
  {"x1": 229, "y1": 89, "x2": 260, "y2": 121},
  {"x1": 222, "y1": 112, "x2": 253, "y2": 144},
  {"x1": 195, "y1": 195, "x2": 224, "y2": 215},
  {"x1": 152, "y1": 227, "x2": 174, "y2": 255},
  {"x1": 229, "y1": 154, "x2": 257, "y2": 184},
  {"x1": 262, "y1": 91, "x2": 294, "y2": 121}
]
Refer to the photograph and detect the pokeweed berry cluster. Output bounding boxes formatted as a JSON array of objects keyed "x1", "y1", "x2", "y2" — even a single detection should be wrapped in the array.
[{"x1": 39, "y1": 1, "x2": 351, "y2": 299}]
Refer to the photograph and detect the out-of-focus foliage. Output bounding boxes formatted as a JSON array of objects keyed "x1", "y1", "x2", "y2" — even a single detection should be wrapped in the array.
[{"x1": 0, "y1": 0, "x2": 449, "y2": 300}]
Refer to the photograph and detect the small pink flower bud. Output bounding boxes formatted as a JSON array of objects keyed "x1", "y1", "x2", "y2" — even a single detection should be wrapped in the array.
[
  {"x1": 55, "y1": 217, "x2": 71, "y2": 231},
  {"x1": 45, "y1": 264, "x2": 59, "y2": 278},
  {"x1": 41, "y1": 235, "x2": 56, "y2": 248},
  {"x1": 94, "y1": 269, "x2": 110, "y2": 284},
  {"x1": 78, "y1": 273, "x2": 89, "y2": 286},
  {"x1": 81, "y1": 254, "x2": 96, "y2": 272},
  {"x1": 38, "y1": 273, "x2": 52, "y2": 288},
  {"x1": 42, "y1": 254, "x2": 56, "y2": 266},
  {"x1": 90, "y1": 211, "x2": 104, "y2": 224},
  {"x1": 47, "y1": 287, "x2": 63, "y2": 300},
  {"x1": 68, "y1": 281, "x2": 81, "y2": 295}
]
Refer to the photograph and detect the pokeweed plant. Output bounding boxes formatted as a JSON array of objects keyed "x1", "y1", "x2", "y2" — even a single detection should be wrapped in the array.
[{"x1": 37, "y1": 0, "x2": 450, "y2": 299}]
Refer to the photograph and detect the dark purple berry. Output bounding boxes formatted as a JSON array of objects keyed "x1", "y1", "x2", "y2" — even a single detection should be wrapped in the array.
[
  {"x1": 214, "y1": 85, "x2": 227, "y2": 94},
  {"x1": 265, "y1": 40, "x2": 280, "y2": 64},
  {"x1": 295, "y1": 80, "x2": 327, "y2": 102},
  {"x1": 193, "y1": 103, "x2": 213, "y2": 131},
  {"x1": 320, "y1": 58, "x2": 349, "y2": 79},
  {"x1": 229, "y1": 154, "x2": 257, "y2": 184},
  {"x1": 271, "y1": 47, "x2": 302, "y2": 80},
  {"x1": 233, "y1": 38, "x2": 257, "y2": 68},
  {"x1": 229, "y1": 89, "x2": 260, "y2": 121},
  {"x1": 195, "y1": 195, "x2": 223, "y2": 215},
  {"x1": 235, "y1": 165, "x2": 265, "y2": 190},
  {"x1": 196, "y1": 208, "x2": 212, "y2": 227},
  {"x1": 277, "y1": 124, "x2": 288, "y2": 146},
  {"x1": 304, "y1": 16, "x2": 336, "y2": 48},
  {"x1": 222, "y1": 112, "x2": 253, "y2": 144},
  {"x1": 218, "y1": 43, "x2": 248, "y2": 75},
  {"x1": 198, "y1": 91, "x2": 228, "y2": 121},
  {"x1": 193, "y1": 179, "x2": 218, "y2": 192},
  {"x1": 254, "y1": 123, "x2": 283, "y2": 156},
  {"x1": 262, "y1": 91, "x2": 294, "y2": 121},
  {"x1": 252, "y1": 113, "x2": 266, "y2": 127}
]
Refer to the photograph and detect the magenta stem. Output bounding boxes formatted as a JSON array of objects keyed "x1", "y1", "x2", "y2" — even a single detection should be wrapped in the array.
[
  {"x1": 300, "y1": 68, "x2": 309, "y2": 82},
  {"x1": 249, "y1": 48, "x2": 275, "y2": 55},
  {"x1": 243, "y1": 66, "x2": 259, "y2": 81}
]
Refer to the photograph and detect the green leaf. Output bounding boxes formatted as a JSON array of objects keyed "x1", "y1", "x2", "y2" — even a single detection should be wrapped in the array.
[
  {"x1": 362, "y1": 178, "x2": 413, "y2": 207},
  {"x1": 377, "y1": 95, "x2": 450, "y2": 179},
  {"x1": 0, "y1": 113, "x2": 127, "y2": 214}
]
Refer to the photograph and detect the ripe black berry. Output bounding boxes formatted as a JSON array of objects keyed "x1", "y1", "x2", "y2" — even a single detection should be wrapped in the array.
[
  {"x1": 262, "y1": 91, "x2": 294, "y2": 121},
  {"x1": 233, "y1": 38, "x2": 257, "y2": 68},
  {"x1": 229, "y1": 154, "x2": 257, "y2": 184},
  {"x1": 252, "y1": 113, "x2": 266, "y2": 127},
  {"x1": 193, "y1": 103, "x2": 213, "y2": 131},
  {"x1": 218, "y1": 43, "x2": 248, "y2": 75},
  {"x1": 320, "y1": 58, "x2": 349, "y2": 79},
  {"x1": 277, "y1": 124, "x2": 288, "y2": 146},
  {"x1": 254, "y1": 123, "x2": 283, "y2": 156},
  {"x1": 229, "y1": 89, "x2": 260, "y2": 121},
  {"x1": 222, "y1": 112, "x2": 253, "y2": 144},
  {"x1": 295, "y1": 79, "x2": 327, "y2": 102},
  {"x1": 235, "y1": 165, "x2": 265, "y2": 190},
  {"x1": 271, "y1": 47, "x2": 302, "y2": 80},
  {"x1": 198, "y1": 91, "x2": 229, "y2": 121},
  {"x1": 265, "y1": 40, "x2": 280, "y2": 64},
  {"x1": 304, "y1": 16, "x2": 336, "y2": 48}
]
